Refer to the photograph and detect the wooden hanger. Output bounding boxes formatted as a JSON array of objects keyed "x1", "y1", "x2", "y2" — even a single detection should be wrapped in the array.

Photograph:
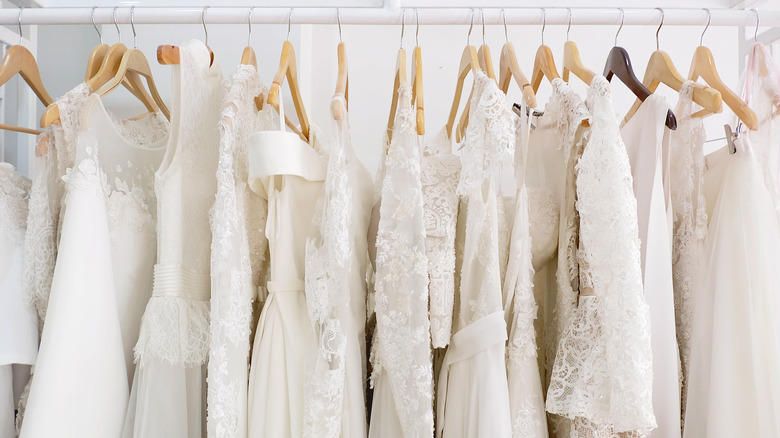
[
  {"x1": 446, "y1": 45, "x2": 481, "y2": 141},
  {"x1": 455, "y1": 42, "x2": 496, "y2": 142},
  {"x1": 157, "y1": 7, "x2": 215, "y2": 66},
  {"x1": 85, "y1": 7, "x2": 109, "y2": 80},
  {"x1": 266, "y1": 39, "x2": 309, "y2": 142},
  {"x1": 386, "y1": 47, "x2": 407, "y2": 142},
  {"x1": 411, "y1": 45, "x2": 424, "y2": 136},
  {"x1": 604, "y1": 10, "x2": 676, "y2": 130},
  {"x1": 561, "y1": 10, "x2": 596, "y2": 86},
  {"x1": 499, "y1": 43, "x2": 536, "y2": 108},
  {"x1": 332, "y1": 41, "x2": 349, "y2": 121},
  {"x1": 530, "y1": 9, "x2": 560, "y2": 93}
]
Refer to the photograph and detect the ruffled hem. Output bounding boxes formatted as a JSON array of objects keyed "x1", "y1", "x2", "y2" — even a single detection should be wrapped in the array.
[{"x1": 134, "y1": 296, "x2": 211, "y2": 367}]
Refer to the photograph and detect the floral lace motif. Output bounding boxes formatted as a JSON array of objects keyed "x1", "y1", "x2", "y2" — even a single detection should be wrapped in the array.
[
  {"x1": 0, "y1": 164, "x2": 30, "y2": 245},
  {"x1": 547, "y1": 77, "x2": 656, "y2": 435},
  {"x1": 208, "y1": 64, "x2": 270, "y2": 438},
  {"x1": 669, "y1": 82, "x2": 708, "y2": 424},
  {"x1": 369, "y1": 83, "x2": 434, "y2": 437},
  {"x1": 421, "y1": 129, "x2": 461, "y2": 348}
]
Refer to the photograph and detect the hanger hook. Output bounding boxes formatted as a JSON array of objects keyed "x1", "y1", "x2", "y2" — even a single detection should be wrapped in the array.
[
  {"x1": 91, "y1": 6, "x2": 103, "y2": 44},
  {"x1": 399, "y1": 8, "x2": 405, "y2": 49},
  {"x1": 752, "y1": 8, "x2": 759, "y2": 43},
  {"x1": 112, "y1": 6, "x2": 120, "y2": 43},
  {"x1": 336, "y1": 8, "x2": 342, "y2": 43},
  {"x1": 287, "y1": 9, "x2": 293, "y2": 41},
  {"x1": 415, "y1": 8, "x2": 420, "y2": 47},
  {"x1": 130, "y1": 6, "x2": 137, "y2": 49},
  {"x1": 700, "y1": 8, "x2": 711, "y2": 46},
  {"x1": 466, "y1": 8, "x2": 475, "y2": 46},
  {"x1": 247, "y1": 7, "x2": 254, "y2": 47},
  {"x1": 655, "y1": 8, "x2": 664, "y2": 51},
  {"x1": 17, "y1": 7, "x2": 22, "y2": 45},
  {"x1": 541, "y1": 8, "x2": 546, "y2": 46},
  {"x1": 615, "y1": 8, "x2": 624, "y2": 46},
  {"x1": 566, "y1": 8, "x2": 572, "y2": 42},
  {"x1": 502, "y1": 9, "x2": 508, "y2": 42},
  {"x1": 480, "y1": 8, "x2": 486, "y2": 45},
  {"x1": 202, "y1": 6, "x2": 209, "y2": 46}
]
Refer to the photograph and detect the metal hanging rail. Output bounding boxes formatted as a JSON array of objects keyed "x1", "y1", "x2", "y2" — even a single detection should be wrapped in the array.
[{"x1": 0, "y1": 7, "x2": 778, "y2": 27}]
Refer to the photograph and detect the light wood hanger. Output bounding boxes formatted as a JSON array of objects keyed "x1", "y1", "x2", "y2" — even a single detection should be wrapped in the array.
[
  {"x1": 241, "y1": 7, "x2": 263, "y2": 112},
  {"x1": 266, "y1": 40, "x2": 309, "y2": 141},
  {"x1": 496, "y1": 9, "x2": 535, "y2": 107},
  {"x1": 386, "y1": 47, "x2": 407, "y2": 142},
  {"x1": 624, "y1": 9, "x2": 722, "y2": 124},
  {"x1": 0, "y1": 10, "x2": 52, "y2": 136},
  {"x1": 688, "y1": 9, "x2": 757, "y2": 130},
  {"x1": 561, "y1": 9, "x2": 597, "y2": 86},
  {"x1": 530, "y1": 9, "x2": 560, "y2": 93},
  {"x1": 444, "y1": 9, "x2": 482, "y2": 142},
  {"x1": 332, "y1": 9, "x2": 349, "y2": 121},
  {"x1": 85, "y1": 7, "x2": 108, "y2": 80},
  {"x1": 157, "y1": 7, "x2": 215, "y2": 66},
  {"x1": 411, "y1": 45, "x2": 424, "y2": 136}
]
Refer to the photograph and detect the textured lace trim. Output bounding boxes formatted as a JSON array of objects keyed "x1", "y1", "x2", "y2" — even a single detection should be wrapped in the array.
[
  {"x1": 548, "y1": 76, "x2": 655, "y2": 434},
  {"x1": 0, "y1": 165, "x2": 30, "y2": 245},
  {"x1": 135, "y1": 295, "x2": 211, "y2": 367},
  {"x1": 370, "y1": 82, "x2": 434, "y2": 437}
]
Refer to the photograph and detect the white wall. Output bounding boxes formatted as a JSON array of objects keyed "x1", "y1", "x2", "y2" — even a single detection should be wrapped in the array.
[{"x1": 34, "y1": 19, "x2": 741, "y2": 175}]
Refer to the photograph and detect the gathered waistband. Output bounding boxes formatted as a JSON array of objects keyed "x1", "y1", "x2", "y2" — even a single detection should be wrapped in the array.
[{"x1": 152, "y1": 264, "x2": 210, "y2": 300}]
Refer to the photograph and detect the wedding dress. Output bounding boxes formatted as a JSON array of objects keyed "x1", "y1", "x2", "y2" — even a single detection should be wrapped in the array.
[
  {"x1": 546, "y1": 76, "x2": 656, "y2": 438},
  {"x1": 125, "y1": 39, "x2": 222, "y2": 438},
  {"x1": 684, "y1": 135, "x2": 780, "y2": 437},
  {"x1": 436, "y1": 72, "x2": 512, "y2": 438},
  {"x1": 208, "y1": 64, "x2": 274, "y2": 438},
  {"x1": 303, "y1": 95, "x2": 373, "y2": 438},
  {"x1": 621, "y1": 93, "x2": 681, "y2": 438},
  {"x1": 368, "y1": 82, "x2": 433, "y2": 438},
  {"x1": 421, "y1": 128, "x2": 460, "y2": 349},
  {"x1": 668, "y1": 82, "x2": 708, "y2": 424},
  {"x1": 21, "y1": 89, "x2": 169, "y2": 438},
  {"x1": 503, "y1": 103, "x2": 547, "y2": 438},
  {"x1": 246, "y1": 92, "x2": 326, "y2": 437},
  {"x1": 0, "y1": 163, "x2": 35, "y2": 438}
]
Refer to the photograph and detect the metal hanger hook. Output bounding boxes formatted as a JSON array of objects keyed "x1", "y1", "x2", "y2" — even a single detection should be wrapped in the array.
[
  {"x1": 752, "y1": 9, "x2": 759, "y2": 43},
  {"x1": 700, "y1": 8, "x2": 711, "y2": 46},
  {"x1": 247, "y1": 7, "x2": 254, "y2": 47},
  {"x1": 615, "y1": 8, "x2": 624, "y2": 46},
  {"x1": 501, "y1": 9, "x2": 508, "y2": 42},
  {"x1": 202, "y1": 6, "x2": 209, "y2": 46},
  {"x1": 399, "y1": 8, "x2": 405, "y2": 49},
  {"x1": 541, "y1": 8, "x2": 546, "y2": 46},
  {"x1": 655, "y1": 8, "x2": 664, "y2": 51},
  {"x1": 566, "y1": 8, "x2": 572, "y2": 42},
  {"x1": 336, "y1": 8, "x2": 342, "y2": 43},
  {"x1": 91, "y1": 6, "x2": 103, "y2": 44},
  {"x1": 415, "y1": 8, "x2": 419, "y2": 47},
  {"x1": 467, "y1": 8, "x2": 474, "y2": 46},
  {"x1": 287, "y1": 9, "x2": 293, "y2": 41},
  {"x1": 112, "y1": 6, "x2": 120, "y2": 43},
  {"x1": 480, "y1": 8, "x2": 486, "y2": 45},
  {"x1": 130, "y1": 5, "x2": 137, "y2": 49},
  {"x1": 17, "y1": 7, "x2": 22, "y2": 45}
]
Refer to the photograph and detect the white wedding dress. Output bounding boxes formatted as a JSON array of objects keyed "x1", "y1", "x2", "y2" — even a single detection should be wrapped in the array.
[
  {"x1": 21, "y1": 89, "x2": 169, "y2": 438},
  {"x1": 546, "y1": 76, "x2": 656, "y2": 438},
  {"x1": 0, "y1": 163, "x2": 36, "y2": 438},
  {"x1": 436, "y1": 72, "x2": 512, "y2": 438},
  {"x1": 208, "y1": 64, "x2": 275, "y2": 438},
  {"x1": 125, "y1": 39, "x2": 222, "y2": 438},
  {"x1": 302, "y1": 95, "x2": 372, "y2": 438},
  {"x1": 621, "y1": 93, "x2": 681, "y2": 438},
  {"x1": 246, "y1": 96, "x2": 326, "y2": 437},
  {"x1": 368, "y1": 82, "x2": 434, "y2": 438}
]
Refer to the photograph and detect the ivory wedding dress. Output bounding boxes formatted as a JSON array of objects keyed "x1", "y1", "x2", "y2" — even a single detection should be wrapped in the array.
[
  {"x1": 125, "y1": 39, "x2": 222, "y2": 438},
  {"x1": 22, "y1": 89, "x2": 169, "y2": 438},
  {"x1": 208, "y1": 64, "x2": 275, "y2": 438},
  {"x1": 621, "y1": 93, "x2": 681, "y2": 438},
  {"x1": 436, "y1": 72, "x2": 512, "y2": 438},
  {"x1": 246, "y1": 95, "x2": 326, "y2": 437},
  {"x1": 546, "y1": 76, "x2": 656, "y2": 438},
  {"x1": 302, "y1": 95, "x2": 373, "y2": 438},
  {"x1": 368, "y1": 83, "x2": 433, "y2": 438}
]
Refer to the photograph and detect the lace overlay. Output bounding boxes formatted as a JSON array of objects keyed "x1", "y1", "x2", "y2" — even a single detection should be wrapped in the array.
[
  {"x1": 0, "y1": 163, "x2": 30, "y2": 244},
  {"x1": 547, "y1": 76, "x2": 656, "y2": 436},
  {"x1": 207, "y1": 65, "x2": 272, "y2": 438},
  {"x1": 370, "y1": 83, "x2": 434, "y2": 437},
  {"x1": 421, "y1": 128, "x2": 461, "y2": 348},
  {"x1": 669, "y1": 82, "x2": 708, "y2": 424}
]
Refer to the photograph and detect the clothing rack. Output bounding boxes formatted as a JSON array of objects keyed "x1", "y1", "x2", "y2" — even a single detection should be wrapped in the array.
[{"x1": 0, "y1": 7, "x2": 778, "y2": 27}]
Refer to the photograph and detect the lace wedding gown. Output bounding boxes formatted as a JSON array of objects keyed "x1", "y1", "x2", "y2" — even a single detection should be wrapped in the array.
[
  {"x1": 546, "y1": 76, "x2": 656, "y2": 438},
  {"x1": 436, "y1": 72, "x2": 512, "y2": 438},
  {"x1": 668, "y1": 82, "x2": 708, "y2": 425},
  {"x1": 246, "y1": 94, "x2": 326, "y2": 437},
  {"x1": 621, "y1": 94, "x2": 681, "y2": 438},
  {"x1": 368, "y1": 83, "x2": 433, "y2": 438},
  {"x1": 21, "y1": 89, "x2": 169, "y2": 438},
  {"x1": 685, "y1": 134, "x2": 780, "y2": 437},
  {"x1": 0, "y1": 163, "x2": 35, "y2": 438},
  {"x1": 208, "y1": 64, "x2": 274, "y2": 438},
  {"x1": 302, "y1": 95, "x2": 373, "y2": 438},
  {"x1": 125, "y1": 39, "x2": 222, "y2": 438}
]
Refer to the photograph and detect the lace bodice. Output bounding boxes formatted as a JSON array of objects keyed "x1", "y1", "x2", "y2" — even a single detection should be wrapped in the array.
[
  {"x1": 135, "y1": 39, "x2": 224, "y2": 368},
  {"x1": 370, "y1": 83, "x2": 434, "y2": 437},
  {"x1": 0, "y1": 163, "x2": 30, "y2": 245},
  {"x1": 421, "y1": 128, "x2": 461, "y2": 348},
  {"x1": 547, "y1": 76, "x2": 656, "y2": 436}
]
